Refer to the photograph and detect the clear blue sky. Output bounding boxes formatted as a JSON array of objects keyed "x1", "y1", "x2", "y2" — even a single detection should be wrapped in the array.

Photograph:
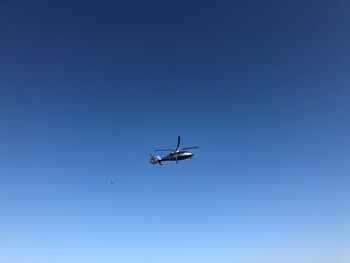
[{"x1": 1, "y1": 0, "x2": 349, "y2": 262}]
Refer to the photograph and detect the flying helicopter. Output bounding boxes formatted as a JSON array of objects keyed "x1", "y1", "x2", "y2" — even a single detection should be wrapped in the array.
[{"x1": 150, "y1": 136, "x2": 199, "y2": 165}]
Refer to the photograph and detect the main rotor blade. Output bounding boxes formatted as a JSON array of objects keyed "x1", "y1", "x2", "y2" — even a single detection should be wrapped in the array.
[
  {"x1": 155, "y1": 149, "x2": 174, "y2": 152},
  {"x1": 181, "y1": 146, "x2": 199, "y2": 150},
  {"x1": 176, "y1": 136, "x2": 181, "y2": 150}
]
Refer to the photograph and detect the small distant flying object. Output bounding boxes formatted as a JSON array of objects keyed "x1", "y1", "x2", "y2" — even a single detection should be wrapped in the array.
[
  {"x1": 150, "y1": 136, "x2": 198, "y2": 165},
  {"x1": 110, "y1": 180, "x2": 116, "y2": 184}
]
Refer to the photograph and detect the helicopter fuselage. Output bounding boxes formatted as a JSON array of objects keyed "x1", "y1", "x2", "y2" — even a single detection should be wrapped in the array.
[
  {"x1": 161, "y1": 151, "x2": 194, "y2": 162},
  {"x1": 150, "y1": 150, "x2": 194, "y2": 165}
]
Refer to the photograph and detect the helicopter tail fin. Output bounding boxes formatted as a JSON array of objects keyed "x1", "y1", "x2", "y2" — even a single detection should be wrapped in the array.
[{"x1": 149, "y1": 154, "x2": 162, "y2": 165}]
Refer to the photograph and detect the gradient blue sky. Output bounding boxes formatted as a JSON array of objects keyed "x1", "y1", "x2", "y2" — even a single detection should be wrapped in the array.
[{"x1": 1, "y1": 1, "x2": 349, "y2": 262}]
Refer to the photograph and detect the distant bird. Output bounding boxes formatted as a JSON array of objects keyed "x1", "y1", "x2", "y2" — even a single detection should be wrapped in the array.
[{"x1": 110, "y1": 180, "x2": 116, "y2": 184}]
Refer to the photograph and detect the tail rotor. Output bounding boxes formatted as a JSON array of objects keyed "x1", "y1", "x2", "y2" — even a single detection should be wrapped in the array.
[{"x1": 149, "y1": 154, "x2": 162, "y2": 165}]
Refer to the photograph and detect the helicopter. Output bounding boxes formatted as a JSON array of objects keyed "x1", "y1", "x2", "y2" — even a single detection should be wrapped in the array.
[{"x1": 150, "y1": 136, "x2": 199, "y2": 165}]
